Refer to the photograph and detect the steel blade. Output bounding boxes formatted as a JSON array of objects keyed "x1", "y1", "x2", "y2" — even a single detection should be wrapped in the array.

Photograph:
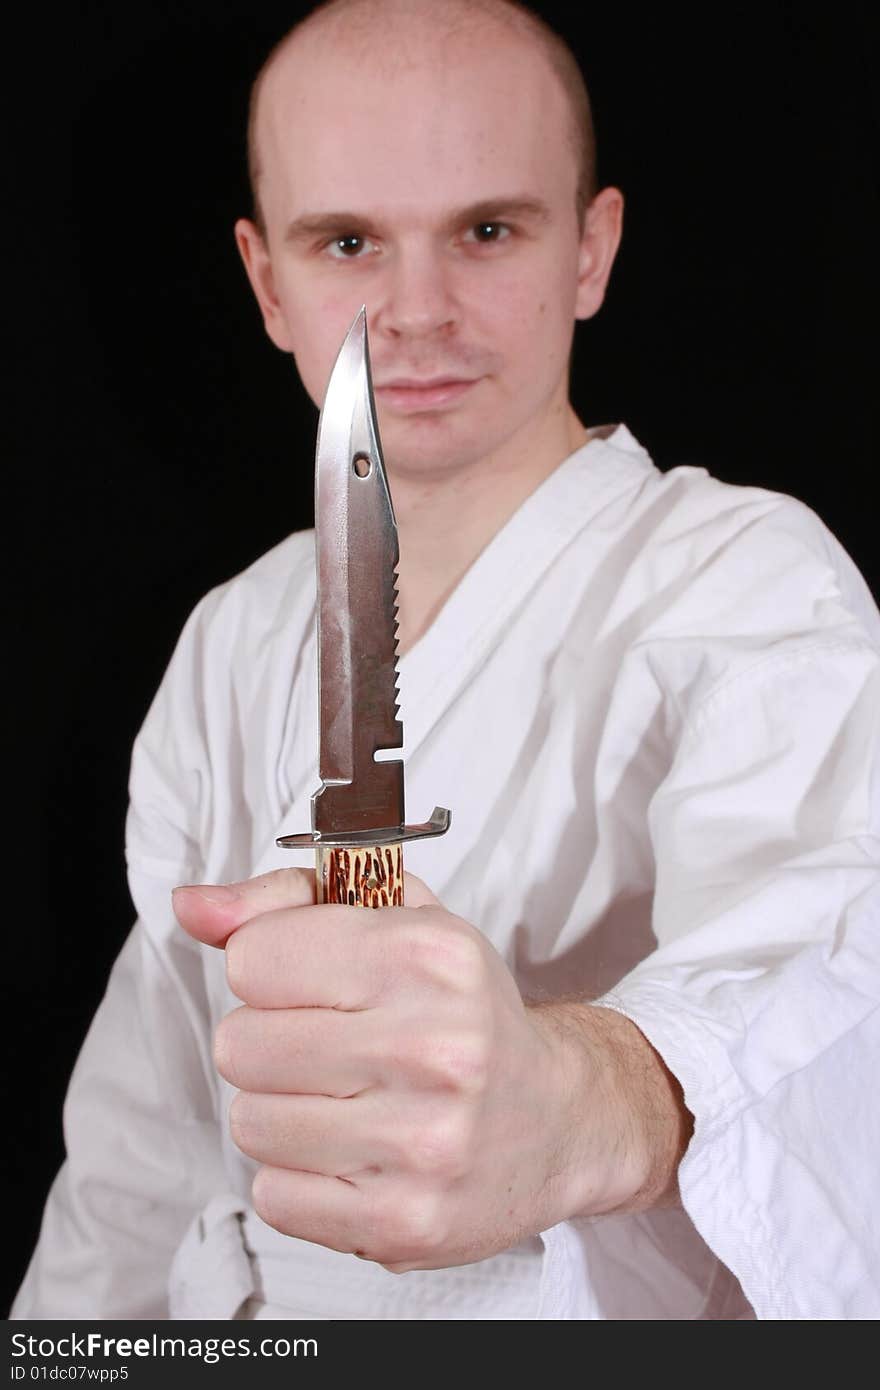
[{"x1": 312, "y1": 306, "x2": 405, "y2": 836}]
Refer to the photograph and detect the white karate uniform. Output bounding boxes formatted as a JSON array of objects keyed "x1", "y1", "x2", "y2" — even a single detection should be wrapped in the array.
[{"x1": 13, "y1": 422, "x2": 880, "y2": 1319}]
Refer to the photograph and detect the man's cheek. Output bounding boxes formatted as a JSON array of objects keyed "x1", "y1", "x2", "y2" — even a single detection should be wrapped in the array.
[
  {"x1": 288, "y1": 331, "x2": 335, "y2": 409},
  {"x1": 286, "y1": 301, "x2": 360, "y2": 405}
]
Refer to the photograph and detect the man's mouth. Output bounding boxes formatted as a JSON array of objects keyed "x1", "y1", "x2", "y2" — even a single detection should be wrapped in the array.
[{"x1": 374, "y1": 377, "x2": 479, "y2": 412}]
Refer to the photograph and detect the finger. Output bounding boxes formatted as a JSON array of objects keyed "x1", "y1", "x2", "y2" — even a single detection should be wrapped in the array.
[
  {"x1": 215, "y1": 1005, "x2": 377, "y2": 1095},
  {"x1": 402, "y1": 871, "x2": 441, "y2": 909},
  {"x1": 172, "y1": 866, "x2": 316, "y2": 948},
  {"x1": 252, "y1": 1165, "x2": 435, "y2": 1268},
  {"x1": 224, "y1": 900, "x2": 456, "y2": 1007},
  {"x1": 231, "y1": 1090, "x2": 396, "y2": 1175},
  {"x1": 224, "y1": 901, "x2": 405, "y2": 1007},
  {"x1": 251, "y1": 1166, "x2": 369, "y2": 1257}
]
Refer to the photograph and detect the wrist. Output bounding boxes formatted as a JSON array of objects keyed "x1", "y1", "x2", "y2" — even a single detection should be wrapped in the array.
[{"x1": 528, "y1": 999, "x2": 693, "y2": 1219}]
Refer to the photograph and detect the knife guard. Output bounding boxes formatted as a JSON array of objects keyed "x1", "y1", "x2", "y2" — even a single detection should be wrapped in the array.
[
  {"x1": 277, "y1": 806, "x2": 451, "y2": 909},
  {"x1": 317, "y1": 843, "x2": 404, "y2": 907}
]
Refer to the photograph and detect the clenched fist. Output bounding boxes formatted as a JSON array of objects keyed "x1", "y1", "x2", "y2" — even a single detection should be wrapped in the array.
[{"x1": 172, "y1": 869, "x2": 690, "y2": 1272}]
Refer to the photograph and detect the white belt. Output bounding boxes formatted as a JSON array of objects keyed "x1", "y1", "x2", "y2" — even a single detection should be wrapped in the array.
[
  {"x1": 167, "y1": 1195, "x2": 582, "y2": 1320},
  {"x1": 168, "y1": 1195, "x2": 255, "y2": 1320}
]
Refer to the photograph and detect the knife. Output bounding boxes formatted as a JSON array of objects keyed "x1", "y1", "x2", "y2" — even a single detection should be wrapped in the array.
[{"x1": 277, "y1": 307, "x2": 450, "y2": 907}]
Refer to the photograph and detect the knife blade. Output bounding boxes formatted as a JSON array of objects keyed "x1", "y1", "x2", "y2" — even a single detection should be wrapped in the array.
[{"x1": 277, "y1": 307, "x2": 450, "y2": 907}]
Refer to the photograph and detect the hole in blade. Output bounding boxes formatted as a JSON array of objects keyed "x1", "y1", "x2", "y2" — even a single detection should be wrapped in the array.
[{"x1": 353, "y1": 453, "x2": 372, "y2": 478}]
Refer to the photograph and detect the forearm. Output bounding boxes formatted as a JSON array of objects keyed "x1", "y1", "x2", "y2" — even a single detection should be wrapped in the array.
[{"x1": 528, "y1": 999, "x2": 694, "y2": 1220}]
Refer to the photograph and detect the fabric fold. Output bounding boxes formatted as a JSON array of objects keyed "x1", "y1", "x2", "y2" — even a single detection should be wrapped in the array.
[{"x1": 168, "y1": 1194, "x2": 254, "y2": 1321}]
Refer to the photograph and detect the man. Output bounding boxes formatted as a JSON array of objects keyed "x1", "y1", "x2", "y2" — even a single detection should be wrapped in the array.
[{"x1": 13, "y1": 0, "x2": 880, "y2": 1319}]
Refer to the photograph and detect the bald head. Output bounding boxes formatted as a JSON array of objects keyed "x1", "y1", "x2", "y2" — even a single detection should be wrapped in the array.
[{"x1": 246, "y1": 0, "x2": 597, "y2": 234}]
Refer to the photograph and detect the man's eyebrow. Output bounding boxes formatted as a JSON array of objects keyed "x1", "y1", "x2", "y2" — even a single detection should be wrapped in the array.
[
  {"x1": 283, "y1": 197, "x2": 553, "y2": 245},
  {"x1": 284, "y1": 211, "x2": 382, "y2": 244},
  {"x1": 451, "y1": 196, "x2": 553, "y2": 227}
]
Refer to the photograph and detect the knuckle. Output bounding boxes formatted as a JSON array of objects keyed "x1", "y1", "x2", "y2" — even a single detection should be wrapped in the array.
[
  {"x1": 224, "y1": 930, "x2": 249, "y2": 1000},
  {"x1": 381, "y1": 1193, "x2": 446, "y2": 1260},
  {"x1": 402, "y1": 1029, "x2": 490, "y2": 1096},
  {"x1": 459, "y1": 1030, "x2": 491, "y2": 1092},
  {"x1": 212, "y1": 1007, "x2": 246, "y2": 1083},
  {"x1": 403, "y1": 919, "x2": 486, "y2": 991},
  {"x1": 225, "y1": 921, "x2": 275, "y2": 1003},
  {"x1": 251, "y1": 1166, "x2": 278, "y2": 1226},
  {"x1": 404, "y1": 1113, "x2": 471, "y2": 1179},
  {"x1": 228, "y1": 1091, "x2": 254, "y2": 1152}
]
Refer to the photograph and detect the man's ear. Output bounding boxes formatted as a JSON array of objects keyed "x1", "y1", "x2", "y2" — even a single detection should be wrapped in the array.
[
  {"x1": 574, "y1": 186, "x2": 624, "y2": 322},
  {"x1": 234, "y1": 218, "x2": 293, "y2": 351}
]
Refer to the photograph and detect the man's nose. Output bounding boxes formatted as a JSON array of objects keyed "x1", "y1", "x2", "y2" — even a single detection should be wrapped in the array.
[{"x1": 375, "y1": 244, "x2": 458, "y2": 339}]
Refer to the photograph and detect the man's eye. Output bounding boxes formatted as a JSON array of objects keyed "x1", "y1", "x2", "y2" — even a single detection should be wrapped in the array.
[
  {"x1": 326, "y1": 235, "x2": 372, "y2": 259},
  {"x1": 467, "y1": 222, "x2": 510, "y2": 244}
]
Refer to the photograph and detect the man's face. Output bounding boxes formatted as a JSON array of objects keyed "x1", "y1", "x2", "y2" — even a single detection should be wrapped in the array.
[{"x1": 239, "y1": 28, "x2": 612, "y2": 479}]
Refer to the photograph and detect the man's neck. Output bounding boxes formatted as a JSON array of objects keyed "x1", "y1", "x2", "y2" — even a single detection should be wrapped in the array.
[{"x1": 390, "y1": 404, "x2": 590, "y2": 655}]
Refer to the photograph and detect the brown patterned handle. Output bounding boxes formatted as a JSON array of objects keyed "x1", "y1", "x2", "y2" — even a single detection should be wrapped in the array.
[{"x1": 317, "y1": 843, "x2": 404, "y2": 907}]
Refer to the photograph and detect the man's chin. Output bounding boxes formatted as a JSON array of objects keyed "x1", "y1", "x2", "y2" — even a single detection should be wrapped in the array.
[
  {"x1": 378, "y1": 413, "x2": 491, "y2": 478},
  {"x1": 382, "y1": 432, "x2": 493, "y2": 480}
]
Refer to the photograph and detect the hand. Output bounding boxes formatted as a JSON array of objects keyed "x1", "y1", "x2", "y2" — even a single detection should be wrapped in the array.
[{"x1": 173, "y1": 869, "x2": 689, "y2": 1272}]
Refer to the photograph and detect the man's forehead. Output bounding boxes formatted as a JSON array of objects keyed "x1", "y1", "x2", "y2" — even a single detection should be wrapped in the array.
[
  {"x1": 255, "y1": 21, "x2": 570, "y2": 207},
  {"x1": 260, "y1": 16, "x2": 555, "y2": 115},
  {"x1": 259, "y1": 0, "x2": 538, "y2": 90}
]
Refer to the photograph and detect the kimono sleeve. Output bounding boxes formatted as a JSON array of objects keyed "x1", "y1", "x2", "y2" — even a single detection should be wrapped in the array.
[
  {"x1": 597, "y1": 635, "x2": 880, "y2": 1319},
  {"x1": 12, "y1": 592, "x2": 229, "y2": 1319}
]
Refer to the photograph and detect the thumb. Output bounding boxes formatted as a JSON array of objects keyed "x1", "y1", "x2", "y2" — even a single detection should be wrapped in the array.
[
  {"x1": 402, "y1": 870, "x2": 442, "y2": 909},
  {"x1": 172, "y1": 866, "x2": 316, "y2": 948}
]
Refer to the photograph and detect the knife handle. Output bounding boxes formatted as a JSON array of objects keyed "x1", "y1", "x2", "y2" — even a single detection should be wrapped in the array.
[{"x1": 317, "y1": 843, "x2": 404, "y2": 908}]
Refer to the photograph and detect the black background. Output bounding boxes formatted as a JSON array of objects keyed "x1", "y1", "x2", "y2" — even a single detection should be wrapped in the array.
[{"x1": 6, "y1": 2, "x2": 877, "y2": 1314}]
